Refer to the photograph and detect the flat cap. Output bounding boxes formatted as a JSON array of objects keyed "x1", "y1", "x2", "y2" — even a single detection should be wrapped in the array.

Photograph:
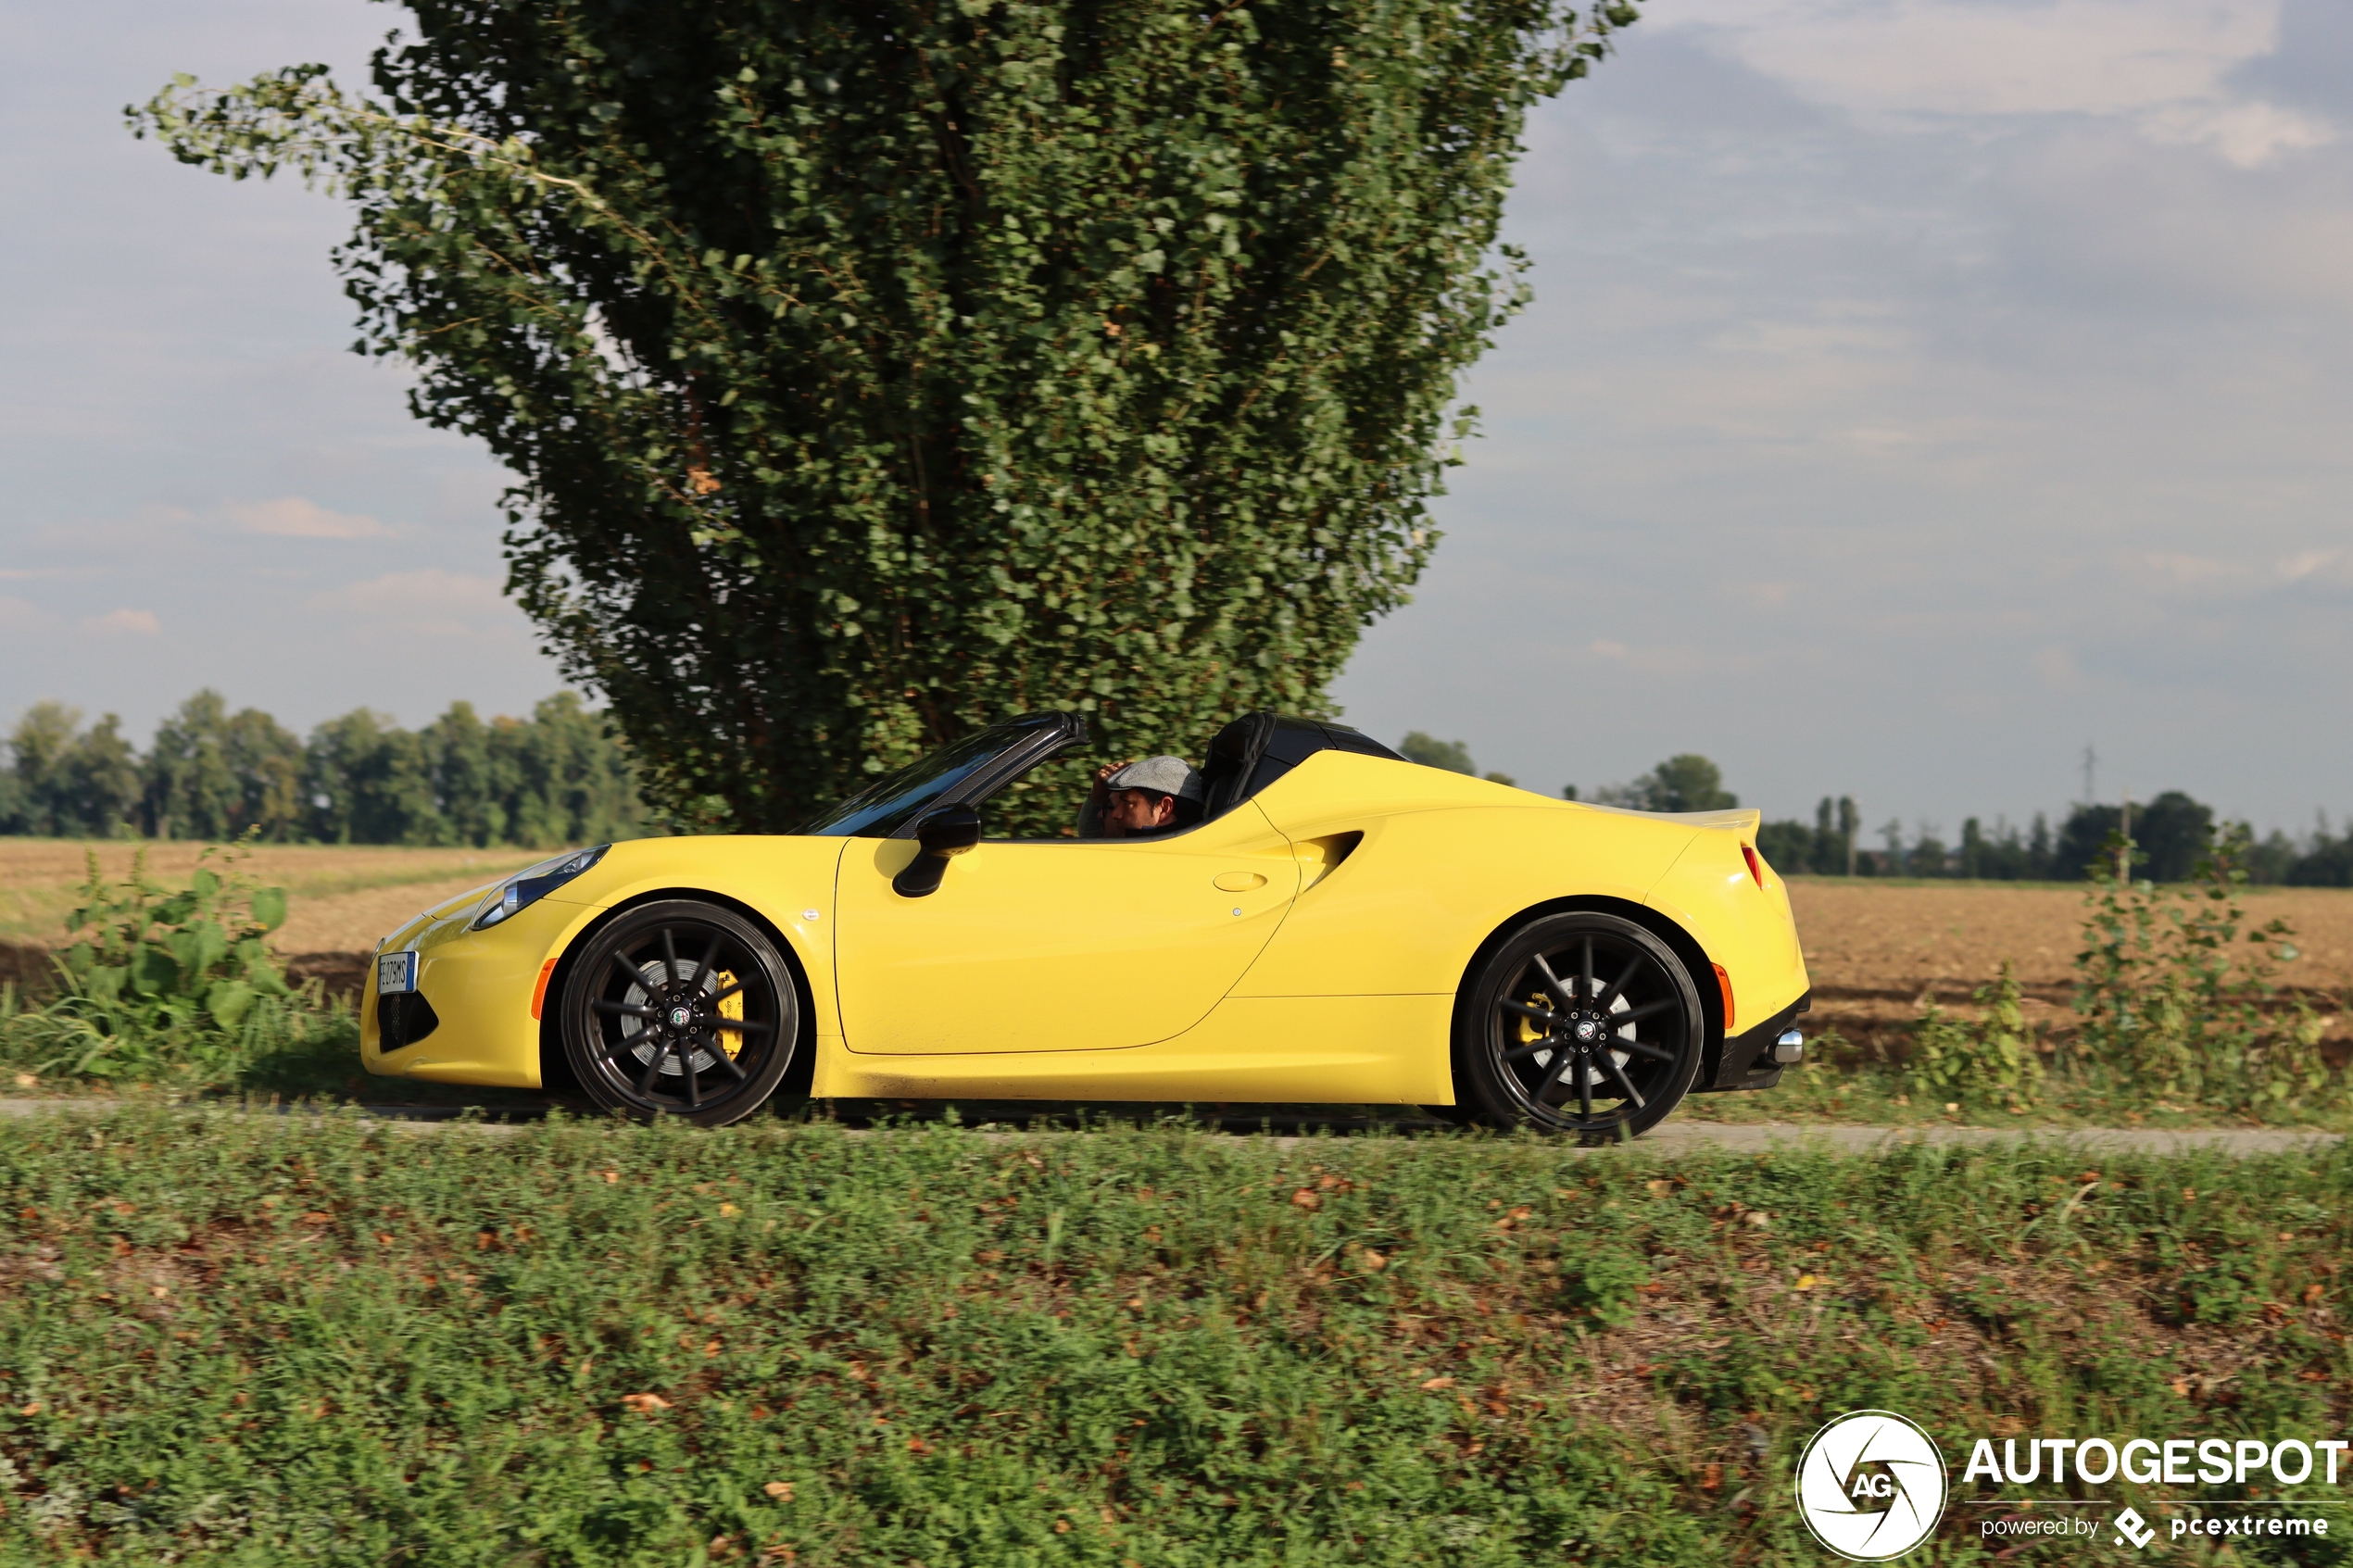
[{"x1": 1108, "y1": 755, "x2": 1205, "y2": 802}]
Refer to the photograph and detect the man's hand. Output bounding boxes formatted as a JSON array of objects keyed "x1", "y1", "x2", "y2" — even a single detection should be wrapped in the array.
[{"x1": 1088, "y1": 759, "x2": 1133, "y2": 804}]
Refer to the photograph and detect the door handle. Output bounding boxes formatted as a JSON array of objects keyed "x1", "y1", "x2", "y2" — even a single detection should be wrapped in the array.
[{"x1": 1213, "y1": 872, "x2": 1268, "y2": 892}]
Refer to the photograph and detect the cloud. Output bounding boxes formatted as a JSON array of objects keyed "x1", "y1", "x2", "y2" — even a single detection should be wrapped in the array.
[
  {"x1": 224, "y1": 496, "x2": 387, "y2": 539},
  {"x1": 1669, "y1": 0, "x2": 2336, "y2": 165},
  {"x1": 2142, "y1": 98, "x2": 2337, "y2": 166},
  {"x1": 82, "y1": 608, "x2": 160, "y2": 635},
  {"x1": 309, "y1": 569, "x2": 522, "y2": 637},
  {"x1": 2139, "y1": 552, "x2": 2239, "y2": 584}
]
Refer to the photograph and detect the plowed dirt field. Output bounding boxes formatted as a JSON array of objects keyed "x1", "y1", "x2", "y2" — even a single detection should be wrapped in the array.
[
  {"x1": 1786, "y1": 878, "x2": 2353, "y2": 1057},
  {"x1": 0, "y1": 840, "x2": 542, "y2": 993}
]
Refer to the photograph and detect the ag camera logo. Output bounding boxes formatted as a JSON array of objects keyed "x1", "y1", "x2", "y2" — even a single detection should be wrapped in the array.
[{"x1": 1795, "y1": 1411, "x2": 1949, "y2": 1561}]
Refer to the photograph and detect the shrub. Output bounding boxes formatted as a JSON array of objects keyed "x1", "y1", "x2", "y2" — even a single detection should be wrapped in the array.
[
  {"x1": 1905, "y1": 961, "x2": 2043, "y2": 1107},
  {"x1": 3, "y1": 836, "x2": 293, "y2": 1083},
  {"x1": 2070, "y1": 826, "x2": 2335, "y2": 1112}
]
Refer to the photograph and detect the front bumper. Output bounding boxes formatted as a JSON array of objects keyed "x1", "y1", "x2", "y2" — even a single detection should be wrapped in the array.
[{"x1": 360, "y1": 896, "x2": 594, "y2": 1088}]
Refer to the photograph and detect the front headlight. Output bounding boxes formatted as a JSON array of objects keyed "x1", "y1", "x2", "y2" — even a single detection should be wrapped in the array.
[{"x1": 472, "y1": 845, "x2": 611, "y2": 930}]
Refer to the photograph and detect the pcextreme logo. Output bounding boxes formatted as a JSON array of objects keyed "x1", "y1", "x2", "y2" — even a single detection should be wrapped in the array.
[{"x1": 1795, "y1": 1411, "x2": 1949, "y2": 1562}]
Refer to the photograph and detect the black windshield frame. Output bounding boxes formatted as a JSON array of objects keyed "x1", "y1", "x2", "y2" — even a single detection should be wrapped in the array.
[{"x1": 797, "y1": 712, "x2": 1088, "y2": 838}]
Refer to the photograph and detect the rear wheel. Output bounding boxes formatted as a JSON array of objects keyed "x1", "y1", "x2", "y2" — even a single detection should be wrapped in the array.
[
  {"x1": 560, "y1": 900, "x2": 799, "y2": 1127},
  {"x1": 1455, "y1": 911, "x2": 1703, "y2": 1138}
]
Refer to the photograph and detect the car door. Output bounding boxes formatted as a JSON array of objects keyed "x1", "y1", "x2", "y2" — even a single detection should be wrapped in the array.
[{"x1": 832, "y1": 802, "x2": 1301, "y2": 1054}]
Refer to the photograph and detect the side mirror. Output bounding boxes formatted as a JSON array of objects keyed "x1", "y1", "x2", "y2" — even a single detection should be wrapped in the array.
[{"x1": 892, "y1": 803, "x2": 982, "y2": 897}]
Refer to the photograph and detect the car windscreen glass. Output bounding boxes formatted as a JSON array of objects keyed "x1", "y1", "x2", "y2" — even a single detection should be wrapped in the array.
[{"x1": 798, "y1": 725, "x2": 1031, "y2": 838}]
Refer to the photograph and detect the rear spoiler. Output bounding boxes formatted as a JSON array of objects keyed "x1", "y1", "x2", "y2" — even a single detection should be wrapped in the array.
[{"x1": 1576, "y1": 804, "x2": 1760, "y2": 835}]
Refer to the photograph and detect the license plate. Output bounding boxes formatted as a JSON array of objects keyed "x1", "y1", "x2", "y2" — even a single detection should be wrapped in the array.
[{"x1": 377, "y1": 951, "x2": 419, "y2": 995}]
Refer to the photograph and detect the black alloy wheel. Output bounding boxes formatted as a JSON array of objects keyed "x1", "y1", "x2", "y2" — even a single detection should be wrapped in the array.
[
  {"x1": 560, "y1": 900, "x2": 799, "y2": 1127},
  {"x1": 1456, "y1": 911, "x2": 1704, "y2": 1138}
]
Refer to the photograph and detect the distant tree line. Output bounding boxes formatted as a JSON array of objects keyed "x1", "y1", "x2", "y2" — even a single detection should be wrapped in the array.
[
  {"x1": 1757, "y1": 788, "x2": 2353, "y2": 886},
  {"x1": 1397, "y1": 733, "x2": 1523, "y2": 789},
  {"x1": 1, "y1": 691, "x2": 648, "y2": 847},
  {"x1": 1400, "y1": 734, "x2": 1741, "y2": 813},
  {"x1": 1403, "y1": 729, "x2": 2353, "y2": 887}
]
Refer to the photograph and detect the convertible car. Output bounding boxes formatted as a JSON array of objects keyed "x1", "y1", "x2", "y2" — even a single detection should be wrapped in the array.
[{"x1": 361, "y1": 712, "x2": 1810, "y2": 1135}]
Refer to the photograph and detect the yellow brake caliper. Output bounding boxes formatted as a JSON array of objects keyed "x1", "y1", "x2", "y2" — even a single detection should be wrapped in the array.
[{"x1": 714, "y1": 971, "x2": 745, "y2": 1060}]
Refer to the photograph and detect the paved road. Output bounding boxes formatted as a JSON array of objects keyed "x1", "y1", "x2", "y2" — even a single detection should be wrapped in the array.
[
  {"x1": 1642, "y1": 1121, "x2": 2339, "y2": 1157},
  {"x1": 0, "y1": 1098, "x2": 2335, "y2": 1156}
]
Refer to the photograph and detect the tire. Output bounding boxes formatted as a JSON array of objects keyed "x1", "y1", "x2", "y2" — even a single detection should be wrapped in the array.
[
  {"x1": 1454, "y1": 911, "x2": 1704, "y2": 1138},
  {"x1": 559, "y1": 899, "x2": 800, "y2": 1127}
]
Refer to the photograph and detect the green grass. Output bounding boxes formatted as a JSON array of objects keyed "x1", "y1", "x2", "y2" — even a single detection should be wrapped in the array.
[
  {"x1": 1, "y1": 1110, "x2": 2347, "y2": 1563},
  {"x1": 0, "y1": 985, "x2": 548, "y2": 1113},
  {"x1": 1684, "y1": 1047, "x2": 2353, "y2": 1133}
]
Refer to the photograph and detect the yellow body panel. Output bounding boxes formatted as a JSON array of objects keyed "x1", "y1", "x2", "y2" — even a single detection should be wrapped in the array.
[
  {"x1": 821, "y1": 995, "x2": 1455, "y2": 1102},
  {"x1": 1644, "y1": 827, "x2": 1811, "y2": 1030},
  {"x1": 832, "y1": 804, "x2": 1300, "y2": 1054},
  {"x1": 360, "y1": 746, "x2": 1809, "y2": 1110},
  {"x1": 360, "y1": 836, "x2": 847, "y2": 1090},
  {"x1": 1231, "y1": 753, "x2": 1811, "y2": 1029},
  {"x1": 1235, "y1": 754, "x2": 1698, "y2": 996},
  {"x1": 361, "y1": 894, "x2": 595, "y2": 1086}
]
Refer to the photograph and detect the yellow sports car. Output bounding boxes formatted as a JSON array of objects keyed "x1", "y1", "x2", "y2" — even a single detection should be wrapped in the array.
[{"x1": 362, "y1": 712, "x2": 1810, "y2": 1134}]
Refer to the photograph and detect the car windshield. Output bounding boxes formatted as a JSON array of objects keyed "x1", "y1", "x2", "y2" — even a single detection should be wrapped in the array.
[{"x1": 798, "y1": 724, "x2": 1034, "y2": 838}]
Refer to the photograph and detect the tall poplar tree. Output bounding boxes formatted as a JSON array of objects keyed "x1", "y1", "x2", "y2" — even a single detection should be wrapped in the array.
[{"x1": 136, "y1": 0, "x2": 1636, "y2": 830}]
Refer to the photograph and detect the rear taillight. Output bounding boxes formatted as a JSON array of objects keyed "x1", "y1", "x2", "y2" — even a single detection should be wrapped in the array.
[{"x1": 1741, "y1": 844, "x2": 1766, "y2": 888}]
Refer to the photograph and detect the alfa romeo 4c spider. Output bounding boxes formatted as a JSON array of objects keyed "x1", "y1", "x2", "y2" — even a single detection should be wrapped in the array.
[{"x1": 362, "y1": 712, "x2": 1810, "y2": 1135}]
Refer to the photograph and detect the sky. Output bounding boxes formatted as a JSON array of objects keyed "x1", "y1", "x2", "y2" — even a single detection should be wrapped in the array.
[{"x1": 3, "y1": 0, "x2": 2349, "y2": 839}]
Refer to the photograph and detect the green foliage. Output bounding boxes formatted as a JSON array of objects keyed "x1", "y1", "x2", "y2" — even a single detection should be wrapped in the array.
[
  {"x1": 2, "y1": 690, "x2": 648, "y2": 847},
  {"x1": 3, "y1": 703, "x2": 142, "y2": 837},
  {"x1": 299, "y1": 691, "x2": 649, "y2": 845},
  {"x1": 18, "y1": 836, "x2": 291, "y2": 1079},
  {"x1": 1905, "y1": 962, "x2": 2043, "y2": 1108},
  {"x1": 0, "y1": 981, "x2": 360, "y2": 1097},
  {"x1": 1394, "y1": 732, "x2": 1517, "y2": 788},
  {"x1": 2055, "y1": 791, "x2": 2215, "y2": 884},
  {"x1": 2, "y1": 1116, "x2": 2348, "y2": 1562},
  {"x1": 301, "y1": 705, "x2": 436, "y2": 844},
  {"x1": 144, "y1": 689, "x2": 306, "y2": 842},
  {"x1": 1598, "y1": 754, "x2": 1735, "y2": 814},
  {"x1": 2071, "y1": 826, "x2": 2335, "y2": 1110},
  {"x1": 132, "y1": 0, "x2": 1640, "y2": 833},
  {"x1": 1752, "y1": 817, "x2": 1811, "y2": 873}
]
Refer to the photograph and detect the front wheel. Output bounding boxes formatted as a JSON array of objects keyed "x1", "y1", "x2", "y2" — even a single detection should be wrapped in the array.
[
  {"x1": 1455, "y1": 911, "x2": 1704, "y2": 1138},
  {"x1": 560, "y1": 900, "x2": 800, "y2": 1127}
]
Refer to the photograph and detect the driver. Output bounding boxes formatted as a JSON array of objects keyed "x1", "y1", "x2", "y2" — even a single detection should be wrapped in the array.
[{"x1": 1077, "y1": 755, "x2": 1206, "y2": 838}]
